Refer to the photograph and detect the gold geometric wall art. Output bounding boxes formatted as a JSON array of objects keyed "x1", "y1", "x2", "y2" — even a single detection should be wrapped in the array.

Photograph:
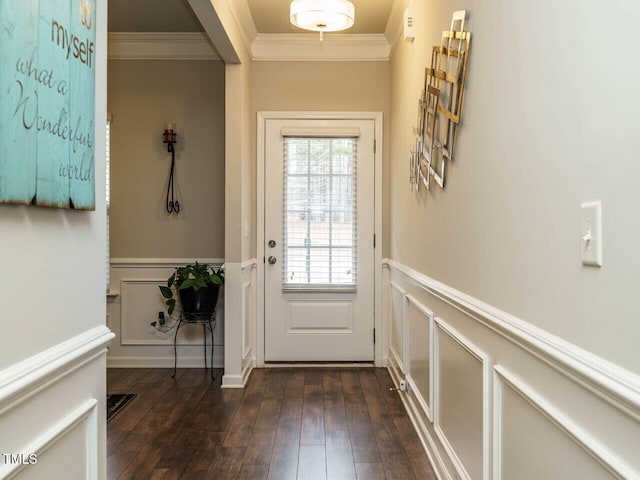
[{"x1": 410, "y1": 10, "x2": 471, "y2": 192}]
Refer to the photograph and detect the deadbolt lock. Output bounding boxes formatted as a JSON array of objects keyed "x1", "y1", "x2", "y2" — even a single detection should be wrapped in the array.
[{"x1": 268, "y1": 240, "x2": 276, "y2": 248}]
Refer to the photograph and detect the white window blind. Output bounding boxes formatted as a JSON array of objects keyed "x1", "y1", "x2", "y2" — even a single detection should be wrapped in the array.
[{"x1": 282, "y1": 136, "x2": 357, "y2": 291}]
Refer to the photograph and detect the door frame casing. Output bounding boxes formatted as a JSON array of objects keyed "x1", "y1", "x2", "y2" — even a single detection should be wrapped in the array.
[{"x1": 256, "y1": 111, "x2": 384, "y2": 367}]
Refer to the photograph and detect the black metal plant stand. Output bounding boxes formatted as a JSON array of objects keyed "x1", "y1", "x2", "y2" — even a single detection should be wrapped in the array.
[{"x1": 172, "y1": 312, "x2": 216, "y2": 380}]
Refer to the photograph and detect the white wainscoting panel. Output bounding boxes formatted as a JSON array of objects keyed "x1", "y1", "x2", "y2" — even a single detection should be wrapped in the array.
[
  {"x1": 383, "y1": 259, "x2": 640, "y2": 480},
  {"x1": 9, "y1": 400, "x2": 98, "y2": 480},
  {"x1": 434, "y1": 319, "x2": 491, "y2": 480},
  {"x1": 119, "y1": 278, "x2": 223, "y2": 347},
  {"x1": 406, "y1": 295, "x2": 433, "y2": 421},
  {"x1": 494, "y1": 366, "x2": 633, "y2": 480},
  {"x1": 0, "y1": 327, "x2": 111, "y2": 480},
  {"x1": 240, "y1": 260, "x2": 257, "y2": 386},
  {"x1": 108, "y1": 259, "x2": 225, "y2": 368},
  {"x1": 120, "y1": 279, "x2": 172, "y2": 345},
  {"x1": 389, "y1": 281, "x2": 407, "y2": 372},
  {"x1": 243, "y1": 281, "x2": 252, "y2": 358},
  {"x1": 242, "y1": 260, "x2": 257, "y2": 365}
]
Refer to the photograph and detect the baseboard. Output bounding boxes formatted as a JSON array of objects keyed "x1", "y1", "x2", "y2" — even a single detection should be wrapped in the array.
[{"x1": 221, "y1": 356, "x2": 254, "y2": 389}]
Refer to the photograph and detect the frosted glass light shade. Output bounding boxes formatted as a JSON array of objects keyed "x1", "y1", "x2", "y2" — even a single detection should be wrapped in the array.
[{"x1": 290, "y1": 0, "x2": 355, "y2": 32}]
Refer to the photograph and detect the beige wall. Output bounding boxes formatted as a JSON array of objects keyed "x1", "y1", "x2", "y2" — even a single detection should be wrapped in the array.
[
  {"x1": 108, "y1": 60, "x2": 225, "y2": 259},
  {"x1": 251, "y1": 61, "x2": 391, "y2": 257},
  {"x1": 389, "y1": 0, "x2": 640, "y2": 374}
]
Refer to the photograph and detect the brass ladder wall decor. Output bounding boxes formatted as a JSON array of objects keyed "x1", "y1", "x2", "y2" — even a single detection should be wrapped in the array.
[{"x1": 411, "y1": 10, "x2": 471, "y2": 192}]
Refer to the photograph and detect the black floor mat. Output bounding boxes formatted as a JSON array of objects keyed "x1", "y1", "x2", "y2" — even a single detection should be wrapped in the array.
[{"x1": 106, "y1": 394, "x2": 136, "y2": 423}]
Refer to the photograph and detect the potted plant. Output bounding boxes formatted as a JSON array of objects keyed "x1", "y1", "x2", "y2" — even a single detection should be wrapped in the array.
[{"x1": 154, "y1": 262, "x2": 224, "y2": 326}]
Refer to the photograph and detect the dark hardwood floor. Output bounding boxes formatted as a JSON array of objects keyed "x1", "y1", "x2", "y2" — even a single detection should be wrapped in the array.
[{"x1": 107, "y1": 367, "x2": 436, "y2": 480}]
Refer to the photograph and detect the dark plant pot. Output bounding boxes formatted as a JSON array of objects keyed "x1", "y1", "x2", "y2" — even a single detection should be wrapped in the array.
[{"x1": 178, "y1": 285, "x2": 220, "y2": 320}]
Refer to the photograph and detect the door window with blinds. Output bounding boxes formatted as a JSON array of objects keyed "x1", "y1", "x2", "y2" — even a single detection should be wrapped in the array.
[{"x1": 282, "y1": 128, "x2": 359, "y2": 291}]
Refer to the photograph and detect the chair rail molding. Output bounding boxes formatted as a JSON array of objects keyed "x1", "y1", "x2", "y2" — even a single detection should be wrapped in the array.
[
  {"x1": 383, "y1": 259, "x2": 640, "y2": 419},
  {"x1": 110, "y1": 258, "x2": 225, "y2": 268},
  {"x1": 0, "y1": 326, "x2": 114, "y2": 413},
  {"x1": 383, "y1": 258, "x2": 640, "y2": 479}
]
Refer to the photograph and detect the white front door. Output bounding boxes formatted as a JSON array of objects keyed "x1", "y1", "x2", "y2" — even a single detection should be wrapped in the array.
[{"x1": 264, "y1": 118, "x2": 376, "y2": 361}]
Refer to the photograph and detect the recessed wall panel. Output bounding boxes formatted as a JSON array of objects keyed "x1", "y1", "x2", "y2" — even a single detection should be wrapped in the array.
[
  {"x1": 17, "y1": 417, "x2": 89, "y2": 480},
  {"x1": 408, "y1": 300, "x2": 431, "y2": 410},
  {"x1": 243, "y1": 281, "x2": 252, "y2": 355},
  {"x1": 438, "y1": 325, "x2": 484, "y2": 480},
  {"x1": 500, "y1": 384, "x2": 616, "y2": 480},
  {"x1": 390, "y1": 282, "x2": 405, "y2": 361},
  {"x1": 121, "y1": 279, "x2": 222, "y2": 346}
]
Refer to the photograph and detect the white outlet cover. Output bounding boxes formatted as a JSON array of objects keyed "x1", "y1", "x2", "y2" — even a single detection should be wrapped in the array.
[{"x1": 581, "y1": 201, "x2": 602, "y2": 267}]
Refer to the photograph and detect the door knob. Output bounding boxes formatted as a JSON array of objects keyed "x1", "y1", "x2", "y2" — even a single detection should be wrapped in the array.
[
  {"x1": 268, "y1": 240, "x2": 276, "y2": 248},
  {"x1": 268, "y1": 256, "x2": 277, "y2": 265}
]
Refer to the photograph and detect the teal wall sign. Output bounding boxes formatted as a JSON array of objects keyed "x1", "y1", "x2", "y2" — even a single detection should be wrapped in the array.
[{"x1": 0, "y1": 0, "x2": 96, "y2": 210}]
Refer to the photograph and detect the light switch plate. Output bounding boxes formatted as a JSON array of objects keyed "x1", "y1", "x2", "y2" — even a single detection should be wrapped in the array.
[{"x1": 581, "y1": 201, "x2": 602, "y2": 267}]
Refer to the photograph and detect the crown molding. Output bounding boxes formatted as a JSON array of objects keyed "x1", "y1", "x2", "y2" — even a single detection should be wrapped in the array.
[
  {"x1": 224, "y1": 0, "x2": 258, "y2": 52},
  {"x1": 108, "y1": 32, "x2": 220, "y2": 60},
  {"x1": 251, "y1": 33, "x2": 390, "y2": 62},
  {"x1": 385, "y1": 0, "x2": 409, "y2": 57},
  {"x1": 113, "y1": 3, "x2": 399, "y2": 63},
  {"x1": 187, "y1": 0, "x2": 396, "y2": 62}
]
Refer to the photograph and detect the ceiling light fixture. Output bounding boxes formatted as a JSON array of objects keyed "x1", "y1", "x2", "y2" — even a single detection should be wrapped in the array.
[{"x1": 290, "y1": 0, "x2": 355, "y2": 41}]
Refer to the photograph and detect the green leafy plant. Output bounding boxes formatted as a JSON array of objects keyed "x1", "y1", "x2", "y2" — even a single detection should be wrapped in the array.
[{"x1": 158, "y1": 262, "x2": 224, "y2": 317}]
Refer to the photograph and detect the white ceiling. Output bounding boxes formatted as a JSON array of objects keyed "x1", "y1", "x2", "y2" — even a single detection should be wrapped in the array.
[{"x1": 109, "y1": 0, "x2": 394, "y2": 34}]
